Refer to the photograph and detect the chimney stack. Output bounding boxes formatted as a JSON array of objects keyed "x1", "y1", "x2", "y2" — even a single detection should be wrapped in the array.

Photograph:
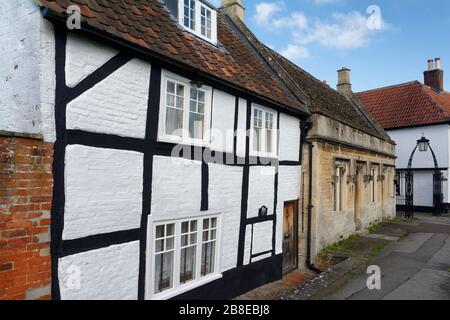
[
  {"x1": 337, "y1": 67, "x2": 352, "y2": 98},
  {"x1": 220, "y1": 0, "x2": 245, "y2": 22},
  {"x1": 424, "y1": 58, "x2": 444, "y2": 92}
]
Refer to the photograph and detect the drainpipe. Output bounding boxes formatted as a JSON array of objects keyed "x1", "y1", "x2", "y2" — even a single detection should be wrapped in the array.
[{"x1": 301, "y1": 121, "x2": 322, "y2": 274}]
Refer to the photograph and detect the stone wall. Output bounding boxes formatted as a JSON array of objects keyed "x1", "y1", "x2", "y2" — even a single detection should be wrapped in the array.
[{"x1": 300, "y1": 114, "x2": 396, "y2": 264}]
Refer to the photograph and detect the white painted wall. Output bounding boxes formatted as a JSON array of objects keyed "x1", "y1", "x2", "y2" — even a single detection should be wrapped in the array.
[
  {"x1": 151, "y1": 156, "x2": 202, "y2": 218},
  {"x1": 0, "y1": 1, "x2": 55, "y2": 141},
  {"x1": 279, "y1": 114, "x2": 300, "y2": 162},
  {"x1": 210, "y1": 90, "x2": 235, "y2": 153},
  {"x1": 59, "y1": 241, "x2": 140, "y2": 300},
  {"x1": 388, "y1": 125, "x2": 450, "y2": 205},
  {"x1": 66, "y1": 58, "x2": 150, "y2": 139},
  {"x1": 65, "y1": 33, "x2": 118, "y2": 87},
  {"x1": 388, "y1": 125, "x2": 449, "y2": 169},
  {"x1": 208, "y1": 163, "x2": 243, "y2": 272},
  {"x1": 247, "y1": 166, "x2": 275, "y2": 219},
  {"x1": 63, "y1": 145, "x2": 143, "y2": 240},
  {"x1": 251, "y1": 221, "x2": 273, "y2": 257},
  {"x1": 413, "y1": 171, "x2": 434, "y2": 207}
]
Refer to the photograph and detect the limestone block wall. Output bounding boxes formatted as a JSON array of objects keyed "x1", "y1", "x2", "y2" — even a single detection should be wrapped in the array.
[{"x1": 302, "y1": 114, "x2": 396, "y2": 261}]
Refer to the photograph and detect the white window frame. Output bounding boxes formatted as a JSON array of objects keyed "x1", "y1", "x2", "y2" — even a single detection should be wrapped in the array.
[
  {"x1": 178, "y1": 0, "x2": 217, "y2": 45},
  {"x1": 159, "y1": 71, "x2": 212, "y2": 146},
  {"x1": 250, "y1": 105, "x2": 278, "y2": 158},
  {"x1": 148, "y1": 214, "x2": 222, "y2": 300}
]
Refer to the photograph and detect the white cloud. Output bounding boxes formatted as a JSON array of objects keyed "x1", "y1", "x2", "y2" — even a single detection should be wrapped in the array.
[
  {"x1": 294, "y1": 11, "x2": 389, "y2": 49},
  {"x1": 280, "y1": 44, "x2": 310, "y2": 60},
  {"x1": 253, "y1": 2, "x2": 283, "y2": 25},
  {"x1": 272, "y1": 12, "x2": 308, "y2": 29},
  {"x1": 252, "y1": 1, "x2": 391, "y2": 53}
]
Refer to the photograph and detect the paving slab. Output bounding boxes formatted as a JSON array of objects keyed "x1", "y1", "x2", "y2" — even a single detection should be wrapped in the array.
[
  {"x1": 383, "y1": 268, "x2": 450, "y2": 300},
  {"x1": 385, "y1": 233, "x2": 433, "y2": 254}
]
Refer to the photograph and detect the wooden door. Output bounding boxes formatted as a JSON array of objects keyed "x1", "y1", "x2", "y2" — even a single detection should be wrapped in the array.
[{"x1": 283, "y1": 201, "x2": 298, "y2": 274}]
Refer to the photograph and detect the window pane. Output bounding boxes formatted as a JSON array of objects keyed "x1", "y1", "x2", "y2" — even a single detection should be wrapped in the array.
[
  {"x1": 167, "y1": 94, "x2": 175, "y2": 108},
  {"x1": 180, "y1": 246, "x2": 196, "y2": 284},
  {"x1": 176, "y1": 84, "x2": 185, "y2": 96},
  {"x1": 190, "y1": 88, "x2": 197, "y2": 100},
  {"x1": 203, "y1": 219, "x2": 209, "y2": 230},
  {"x1": 165, "y1": 108, "x2": 183, "y2": 137},
  {"x1": 190, "y1": 220, "x2": 197, "y2": 231},
  {"x1": 166, "y1": 237, "x2": 174, "y2": 250},
  {"x1": 198, "y1": 91, "x2": 205, "y2": 102},
  {"x1": 201, "y1": 241, "x2": 216, "y2": 276},
  {"x1": 156, "y1": 225, "x2": 164, "y2": 238},
  {"x1": 155, "y1": 239, "x2": 164, "y2": 253},
  {"x1": 155, "y1": 252, "x2": 174, "y2": 293},
  {"x1": 189, "y1": 113, "x2": 204, "y2": 140},
  {"x1": 211, "y1": 218, "x2": 217, "y2": 228},
  {"x1": 181, "y1": 234, "x2": 188, "y2": 247},
  {"x1": 190, "y1": 100, "x2": 197, "y2": 112},
  {"x1": 182, "y1": 221, "x2": 189, "y2": 234},
  {"x1": 167, "y1": 81, "x2": 175, "y2": 94},
  {"x1": 166, "y1": 224, "x2": 175, "y2": 236}
]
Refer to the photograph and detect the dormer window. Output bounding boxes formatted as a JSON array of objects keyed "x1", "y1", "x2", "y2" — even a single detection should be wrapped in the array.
[{"x1": 179, "y1": 0, "x2": 217, "y2": 44}]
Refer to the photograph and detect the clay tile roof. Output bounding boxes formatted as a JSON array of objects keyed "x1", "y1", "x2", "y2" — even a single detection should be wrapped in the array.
[
  {"x1": 231, "y1": 19, "x2": 390, "y2": 141},
  {"x1": 35, "y1": 0, "x2": 307, "y2": 115},
  {"x1": 356, "y1": 81, "x2": 450, "y2": 129}
]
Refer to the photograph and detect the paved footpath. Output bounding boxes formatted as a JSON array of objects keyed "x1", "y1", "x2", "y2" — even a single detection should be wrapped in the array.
[{"x1": 314, "y1": 213, "x2": 450, "y2": 300}]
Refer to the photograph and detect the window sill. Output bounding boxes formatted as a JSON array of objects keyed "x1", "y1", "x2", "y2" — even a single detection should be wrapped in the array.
[{"x1": 150, "y1": 273, "x2": 223, "y2": 300}]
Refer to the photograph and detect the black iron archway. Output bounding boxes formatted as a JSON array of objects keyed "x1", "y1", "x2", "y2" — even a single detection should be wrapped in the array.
[{"x1": 404, "y1": 136, "x2": 444, "y2": 218}]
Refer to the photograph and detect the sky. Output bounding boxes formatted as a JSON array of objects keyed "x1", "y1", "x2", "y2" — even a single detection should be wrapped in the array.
[{"x1": 212, "y1": 0, "x2": 450, "y2": 92}]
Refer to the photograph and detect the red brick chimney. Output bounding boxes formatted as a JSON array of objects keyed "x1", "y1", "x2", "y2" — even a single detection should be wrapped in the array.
[{"x1": 424, "y1": 58, "x2": 444, "y2": 92}]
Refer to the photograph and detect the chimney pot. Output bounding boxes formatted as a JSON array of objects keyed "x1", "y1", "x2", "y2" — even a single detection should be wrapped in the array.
[
  {"x1": 220, "y1": 0, "x2": 245, "y2": 22},
  {"x1": 435, "y1": 57, "x2": 441, "y2": 69},
  {"x1": 428, "y1": 59, "x2": 434, "y2": 71}
]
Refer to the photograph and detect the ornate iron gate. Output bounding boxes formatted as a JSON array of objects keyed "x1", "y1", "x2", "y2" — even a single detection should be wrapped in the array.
[{"x1": 402, "y1": 136, "x2": 444, "y2": 218}]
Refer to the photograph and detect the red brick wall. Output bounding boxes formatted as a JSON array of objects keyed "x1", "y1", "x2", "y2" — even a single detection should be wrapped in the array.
[{"x1": 0, "y1": 134, "x2": 53, "y2": 300}]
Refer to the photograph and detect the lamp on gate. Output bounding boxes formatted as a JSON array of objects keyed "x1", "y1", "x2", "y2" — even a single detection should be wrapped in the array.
[{"x1": 418, "y1": 135, "x2": 430, "y2": 152}]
